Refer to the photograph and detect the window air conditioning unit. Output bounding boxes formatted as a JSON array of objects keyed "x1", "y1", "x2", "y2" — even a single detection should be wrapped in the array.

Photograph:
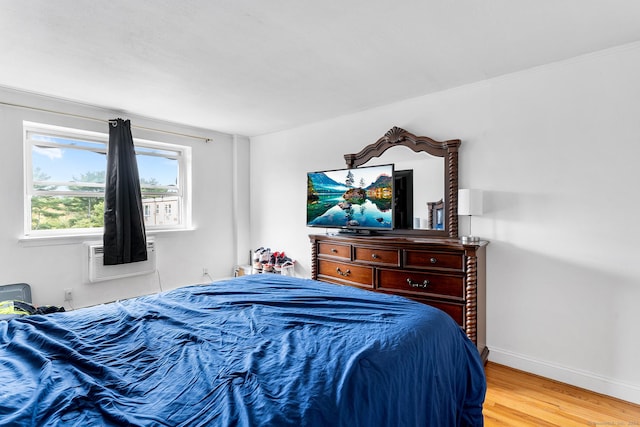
[{"x1": 85, "y1": 239, "x2": 156, "y2": 283}]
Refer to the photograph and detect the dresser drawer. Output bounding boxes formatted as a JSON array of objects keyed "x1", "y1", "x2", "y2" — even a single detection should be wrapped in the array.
[
  {"x1": 353, "y1": 246, "x2": 399, "y2": 266},
  {"x1": 378, "y1": 269, "x2": 464, "y2": 299},
  {"x1": 317, "y1": 259, "x2": 373, "y2": 287},
  {"x1": 404, "y1": 250, "x2": 464, "y2": 271},
  {"x1": 429, "y1": 301, "x2": 464, "y2": 327},
  {"x1": 317, "y1": 242, "x2": 351, "y2": 260},
  {"x1": 378, "y1": 290, "x2": 465, "y2": 326}
]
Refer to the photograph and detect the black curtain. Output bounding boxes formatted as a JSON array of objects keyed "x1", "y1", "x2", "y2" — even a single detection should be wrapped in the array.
[{"x1": 103, "y1": 118, "x2": 147, "y2": 265}]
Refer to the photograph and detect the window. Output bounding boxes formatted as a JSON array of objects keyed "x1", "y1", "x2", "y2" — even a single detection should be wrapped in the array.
[{"x1": 24, "y1": 121, "x2": 191, "y2": 236}]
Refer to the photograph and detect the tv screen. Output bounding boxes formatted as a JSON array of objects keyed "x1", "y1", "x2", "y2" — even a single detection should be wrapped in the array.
[{"x1": 307, "y1": 164, "x2": 394, "y2": 230}]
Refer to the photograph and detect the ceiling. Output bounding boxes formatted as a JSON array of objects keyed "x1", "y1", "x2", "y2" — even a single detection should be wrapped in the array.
[{"x1": 2, "y1": 1, "x2": 640, "y2": 137}]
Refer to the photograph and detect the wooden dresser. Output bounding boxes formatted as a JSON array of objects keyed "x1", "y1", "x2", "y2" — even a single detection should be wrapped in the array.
[{"x1": 310, "y1": 233, "x2": 488, "y2": 361}]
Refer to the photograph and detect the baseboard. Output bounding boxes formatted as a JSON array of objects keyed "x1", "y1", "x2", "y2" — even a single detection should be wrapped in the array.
[{"x1": 489, "y1": 346, "x2": 640, "y2": 405}]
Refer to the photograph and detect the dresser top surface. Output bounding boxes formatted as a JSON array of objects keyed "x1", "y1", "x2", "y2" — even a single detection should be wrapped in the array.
[{"x1": 310, "y1": 233, "x2": 489, "y2": 249}]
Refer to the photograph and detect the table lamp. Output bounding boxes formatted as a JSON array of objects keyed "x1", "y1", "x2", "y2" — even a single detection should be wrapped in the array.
[{"x1": 458, "y1": 189, "x2": 483, "y2": 244}]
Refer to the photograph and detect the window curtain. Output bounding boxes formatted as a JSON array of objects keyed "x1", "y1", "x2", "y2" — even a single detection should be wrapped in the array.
[{"x1": 103, "y1": 118, "x2": 147, "y2": 265}]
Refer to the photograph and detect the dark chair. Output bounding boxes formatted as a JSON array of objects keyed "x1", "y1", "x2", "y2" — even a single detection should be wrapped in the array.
[
  {"x1": 427, "y1": 199, "x2": 444, "y2": 230},
  {"x1": 0, "y1": 283, "x2": 32, "y2": 303}
]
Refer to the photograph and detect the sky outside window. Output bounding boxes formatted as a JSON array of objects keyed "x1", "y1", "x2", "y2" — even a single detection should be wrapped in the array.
[{"x1": 31, "y1": 135, "x2": 178, "y2": 186}]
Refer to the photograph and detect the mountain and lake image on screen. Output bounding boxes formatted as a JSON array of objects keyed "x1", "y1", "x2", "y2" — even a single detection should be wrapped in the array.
[{"x1": 307, "y1": 164, "x2": 394, "y2": 230}]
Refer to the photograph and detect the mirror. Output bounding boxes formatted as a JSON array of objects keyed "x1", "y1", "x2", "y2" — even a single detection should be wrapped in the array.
[
  {"x1": 365, "y1": 147, "x2": 444, "y2": 229},
  {"x1": 344, "y1": 127, "x2": 460, "y2": 238}
]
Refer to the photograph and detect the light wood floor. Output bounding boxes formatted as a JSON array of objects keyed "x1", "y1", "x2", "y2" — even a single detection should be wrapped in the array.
[{"x1": 484, "y1": 362, "x2": 640, "y2": 426}]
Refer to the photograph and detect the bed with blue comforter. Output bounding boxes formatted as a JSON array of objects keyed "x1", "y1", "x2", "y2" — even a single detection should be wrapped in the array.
[{"x1": 0, "y1": 274, "x2": 485, "y2": 426}]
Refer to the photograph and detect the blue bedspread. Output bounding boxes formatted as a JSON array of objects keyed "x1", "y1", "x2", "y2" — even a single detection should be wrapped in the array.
[{"x1": 0, "y1": 275, "x2": 485, "y2": 426}]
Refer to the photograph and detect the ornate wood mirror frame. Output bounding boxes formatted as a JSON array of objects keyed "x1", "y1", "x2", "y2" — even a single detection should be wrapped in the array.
[{"x1": 344, "y1": 126, "x2": 460, "y2": 238}]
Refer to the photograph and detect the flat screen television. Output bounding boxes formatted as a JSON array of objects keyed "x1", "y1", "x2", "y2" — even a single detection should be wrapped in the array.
[{"x1": 307, "y1": 164, "x2": 395, "y2": 231}]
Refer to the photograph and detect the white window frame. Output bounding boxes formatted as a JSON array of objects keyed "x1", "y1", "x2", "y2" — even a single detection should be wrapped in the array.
[{"x1": 23, "y1": 121, "x2": 192, "y2": 238}]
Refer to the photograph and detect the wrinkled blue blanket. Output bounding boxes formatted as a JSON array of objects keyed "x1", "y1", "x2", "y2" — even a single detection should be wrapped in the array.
[{"x1": 0, "y1": 275, "x2": 485, "y2": 426}]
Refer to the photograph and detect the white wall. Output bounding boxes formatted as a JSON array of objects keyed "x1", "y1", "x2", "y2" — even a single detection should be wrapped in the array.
[
  {"x1": 0, "y1": 87, "x2": 246, "y2": 309},
  {"x1": 250, "y1": 42, "x2": 640, "y2": 403}
]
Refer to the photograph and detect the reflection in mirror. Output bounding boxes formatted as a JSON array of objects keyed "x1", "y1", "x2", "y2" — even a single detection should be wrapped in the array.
[{"x1": 366, "y1": 146, "x2": 444, "y2": 230}]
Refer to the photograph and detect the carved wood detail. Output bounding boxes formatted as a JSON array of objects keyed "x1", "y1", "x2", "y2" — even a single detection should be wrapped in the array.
[
  {"x1": 344, "y1": 126, "x2": 460, "y2": 168},
  {"x1": 464, "y1": 253, "x2": 478, "y2": 344},
  {"x1": 310, "y1": 241, "x2": 318, "y2": 279},
  {"x1": 448, "y1": 150, "x2": 459, "y2": 237}
]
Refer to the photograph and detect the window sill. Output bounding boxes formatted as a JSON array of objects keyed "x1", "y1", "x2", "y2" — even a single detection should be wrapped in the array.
[{"x1": 18, "y1": 227, "x2": 196, "y2": 247}]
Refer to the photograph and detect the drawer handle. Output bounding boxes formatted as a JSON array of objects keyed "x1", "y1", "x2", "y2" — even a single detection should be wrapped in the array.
[
  {"x1": 330, "y1": 248, "x2": 338, "y2": 253},
  {"x1": 336, "y1": 268, "x2": 351, "y2": 277},
  {"x1": 407, "y1": 278, "x2": 430, "y2": 289},
  {"x1": 430, "y1": 257, "x2": 437, "y2": 264},
  {"x1": 371, "y1": 253, "x2": 379, "y2": 259}
]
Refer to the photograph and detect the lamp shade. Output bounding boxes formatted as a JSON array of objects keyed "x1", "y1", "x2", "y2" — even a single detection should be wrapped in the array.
[{"x1": 458, "y1": 189, "x2": 483, "y2": 216}]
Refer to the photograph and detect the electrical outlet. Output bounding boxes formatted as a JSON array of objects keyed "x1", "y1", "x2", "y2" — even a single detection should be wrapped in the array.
[
  {"x1": 202, "y1": 267, "x2": 208, "y2": 276},
  {"x1": 64, "y1": 288, "x2": 73, "y2": 301}
]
